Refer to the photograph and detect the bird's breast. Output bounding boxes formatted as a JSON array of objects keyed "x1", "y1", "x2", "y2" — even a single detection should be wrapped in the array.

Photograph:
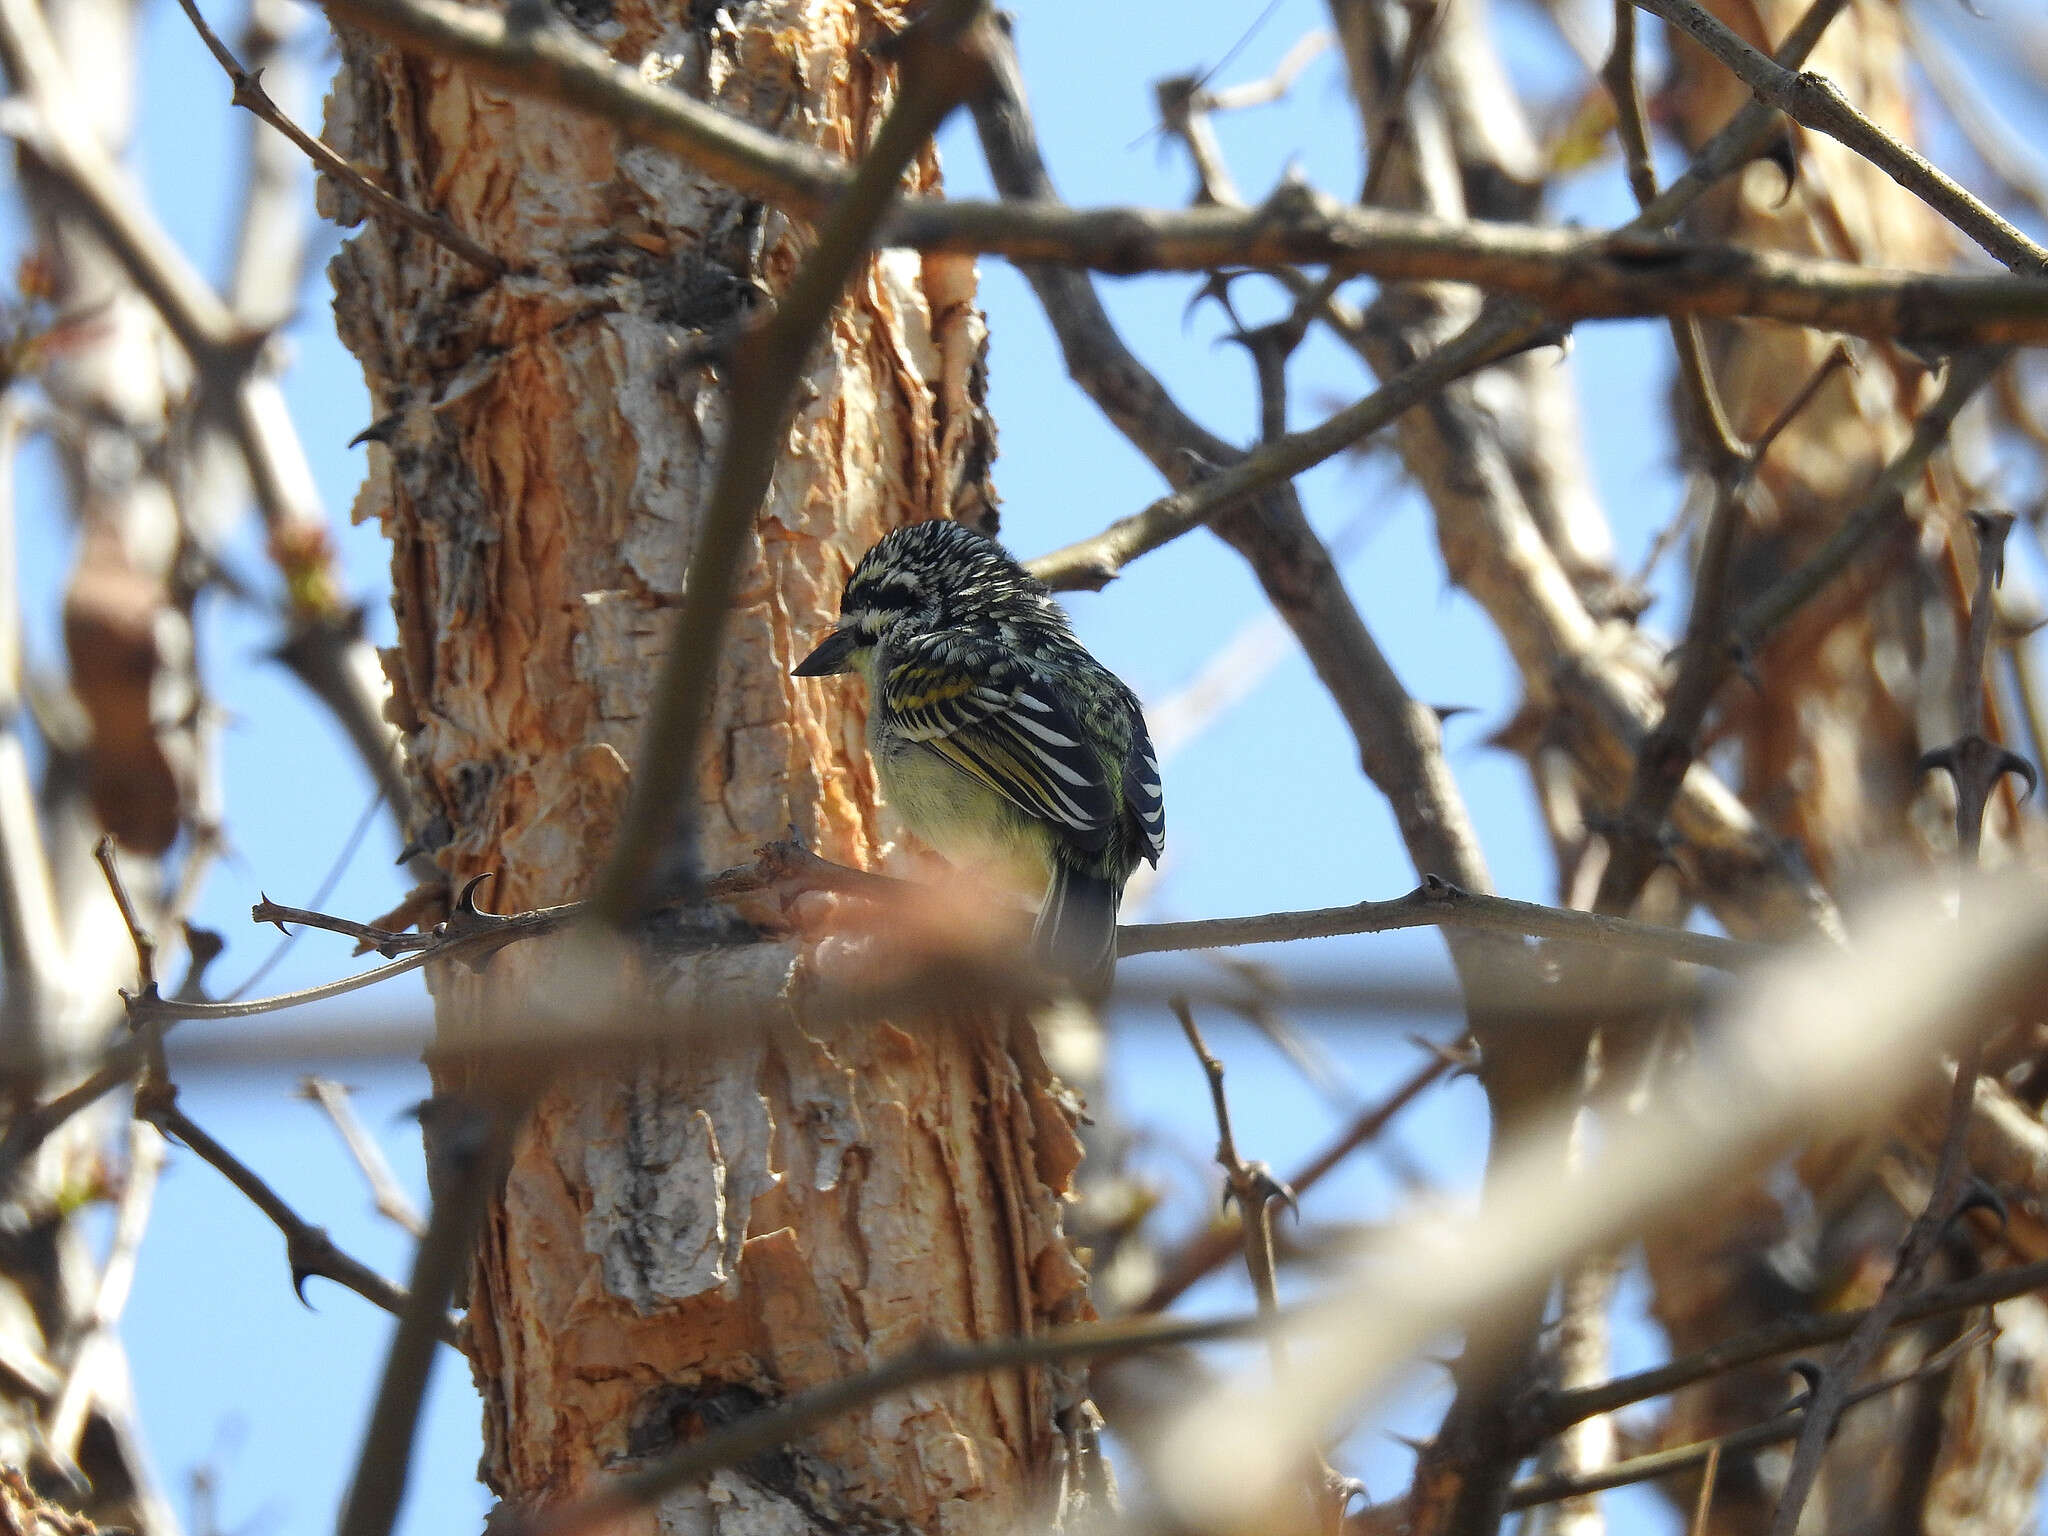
[{"x1": 873, "y1": 732, "x2": 1054, "y2": 894}]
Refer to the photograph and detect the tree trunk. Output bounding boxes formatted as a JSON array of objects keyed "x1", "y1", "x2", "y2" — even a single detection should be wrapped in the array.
[{"x1": 324, "y1": 2, "x2": 1103, "y2": 1531}]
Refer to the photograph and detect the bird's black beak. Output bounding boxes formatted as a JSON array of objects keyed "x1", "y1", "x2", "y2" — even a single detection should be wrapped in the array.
[{"x1": 792, "y1": 627, "x2": 859, "y2": 677}]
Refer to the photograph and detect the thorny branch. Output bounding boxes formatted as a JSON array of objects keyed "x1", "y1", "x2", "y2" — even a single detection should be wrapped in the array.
[
  {"x1": 142, "y1": 1095, "x2": 455, "y2": 1343},
  {"x1": 1122, "y1": 877, "x2": 1759, "y2": 969},
  {"x1": 1501, "y1": 1323, "x2": 1996, "y2": 1513},
  {"x1": 1154, "y1": 871, "x2": 2048, "y2": 1530},
  {"x1": 1765, "y1": 515, "x2": 2032, "y2": 1536},
  {"x1": 1629, "y1": 0, "x2": 2048, "y2": 275},
  {"x1": 1137, "y1": 1049, "x2": 1454, "y2": 1315},
  {"x1": 1027, "y1": 306, "x2": 1532, "y2": 591},
  {"x1": 172, "y1": 0, "x2": 505, "y2": 273},
  {"x1": 0, "y1": 844, "x2": 1754, "y2": 1190},
  {"x1": 306, "y1": 0, "x2": 2048, "y2": 351},
  {"x1": 92, "y1": 834, "x2": 454, "y2": 1350},
  {"x1": 1525, "y1": 1253, "x2": 2048, "y2": 1441}
]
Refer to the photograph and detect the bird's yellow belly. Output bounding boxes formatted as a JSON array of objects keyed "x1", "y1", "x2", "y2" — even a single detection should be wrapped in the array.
[{"x1": 874, "y1": 734, "x2": 1054, "y2": 898}]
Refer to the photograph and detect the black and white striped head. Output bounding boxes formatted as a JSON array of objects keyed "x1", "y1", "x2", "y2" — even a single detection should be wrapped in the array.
[{"x1": 792, "y1": 520, "x2": 1069, "y2": 676}]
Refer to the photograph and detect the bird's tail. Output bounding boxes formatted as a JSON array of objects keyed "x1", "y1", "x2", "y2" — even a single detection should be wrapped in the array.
[{"x1": 1033, "y1": 862, "x2": 1119, "y2": 998}]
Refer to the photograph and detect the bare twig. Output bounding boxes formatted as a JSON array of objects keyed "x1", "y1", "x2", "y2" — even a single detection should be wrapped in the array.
[
  {"x1": 1204, "y1": 30, "x2": 1333, "y2": 113},
  {"x1": 253, "y1": 894, "x2": 436, "y2": 958},
  {"x1": 1594, "y1": 343, "x2": 1853, "y2": 914},
  {"x1": 130, "y1": 879, "x2": 572, "y2": 1028},
  {"x1": 41, "y1": 1121, "x2": 164, "y2": 1473},
  {"x1": 1122, "y1": 879, "x2": 1760, "y2": 969},
  {"x1": 1525, "y1": 1253, "x2": 2048, "y2": 1439},
  {"x1": 1175, "y1": 999, "x2": 1288, "y2": 1324},
  {"x1": 174, "y1": 0, "x2": 505, "y2": 273},
  {"x1": 91, "y1": 837, "x2": 156, "y2": 993},
  {"x1": 1028, "y1": 304, "x2": 1531, "y2": 590},
  {"x1": 298, "y1": 1077, "x2": 427, "y2": 1237},
  {"x1": 230, "y1": 785, "x2": 392, "y2": 995},
  {"x1": 335, "y1": 1100, "x2": 508, "y2": 1536},
  {"x1": 1604, "y1": 0, "x2": 1741, "y2": 472},
  {"x1": 1731, "y1": 350, "x2": 2004, "y2": 658},
  {"x1": 0, "y1": 1060, "x2": 139, "y2": 1190},
  {"x1": 590, "y1": 0, "x2": 988, "y2": 916},
  {"x1": 1137, "y1": 1050, "x2": 1454, "y2": 1314},
  {"x1": 1174, "y1": 998, "x2": 1358, "y2": 1529},
  {"x1": 1506, "y1": 1323, "x2": 1993, "y2": 1511},
  {"x1": 1686, "y1": 1443, "x2": 1721, "y2": 1536}
]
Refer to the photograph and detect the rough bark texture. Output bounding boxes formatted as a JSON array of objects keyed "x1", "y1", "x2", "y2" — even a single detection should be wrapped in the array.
[{"x1": 324, "y1": 3, "x2": 1098, "y2": 1532}]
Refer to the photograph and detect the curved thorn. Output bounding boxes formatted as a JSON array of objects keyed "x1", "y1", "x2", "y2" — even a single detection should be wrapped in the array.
[
  {"x1": 1917, "y1": 745, "x2": 1960, "y2": 781},
  {"x1": 1951, "y1": 1176, "x2": 2009, "y2": 1234},
  {"x1": 1756, "y1": 127, "x2": 1799, "y2": 208},
  {"x1": 1969, "y1": 509, "x2": 2017, "y2": 586},
  {"x1": 1728, "y1": 636, "x2": 1763, "y2": 693},
  {"x1": 256, "y1": 893, "x2": 291, "y2": 934},
  {"x1": 348, "y1": 411, "x2": 402, "y2": 449},
  {"x1": 1784, "y1": 1357, "x2": 1825, "y2": 1408},
  {"x1": 1997, "y1": 749, "x2": 2038, "y2": 802},
  {"x1": 455, "y1": 871, "x2": 500, "y2": 917}
]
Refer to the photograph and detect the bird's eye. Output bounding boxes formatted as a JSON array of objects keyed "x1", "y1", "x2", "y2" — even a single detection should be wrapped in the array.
[{"x1": 854, "y1": 582, "x2": 917, "y2": 616}]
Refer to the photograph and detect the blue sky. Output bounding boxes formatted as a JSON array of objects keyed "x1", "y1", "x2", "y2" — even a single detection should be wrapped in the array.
[{"x1": 7, "y1": 0, "x2": 2046, "y2": 1533}]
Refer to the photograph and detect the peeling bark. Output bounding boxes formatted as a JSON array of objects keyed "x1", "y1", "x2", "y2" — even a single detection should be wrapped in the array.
[{"x1": 324, "y1": 2, "x2": 1096, "y2": 1530}]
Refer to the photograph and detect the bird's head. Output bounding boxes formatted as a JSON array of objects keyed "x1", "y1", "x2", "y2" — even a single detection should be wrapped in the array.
[{"x1": 792, "y1": 520, "x2": 1043, "y2": 678}]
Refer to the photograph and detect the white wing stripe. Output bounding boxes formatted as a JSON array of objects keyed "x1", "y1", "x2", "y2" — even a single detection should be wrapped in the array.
[
  {"x1": 1016, "y1": 738, "x2": 1095, "y2": 789},
  {"x1": 1008, "y1": 713, "x2": 1081, "y2": 749}
]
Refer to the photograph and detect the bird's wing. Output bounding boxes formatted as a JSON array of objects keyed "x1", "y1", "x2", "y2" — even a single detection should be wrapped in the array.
[
  {"x1": 1123, "y1": 706, "x2": 1165, "y2": 865},
  {"x1": 881, "y1": 630, "x2": 1116, "y2": 850}
]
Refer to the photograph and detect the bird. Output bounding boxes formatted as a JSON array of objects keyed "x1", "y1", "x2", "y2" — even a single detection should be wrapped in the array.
[{"x1": 792, "y1": 519, "x2": 1164, "y2": 995}]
